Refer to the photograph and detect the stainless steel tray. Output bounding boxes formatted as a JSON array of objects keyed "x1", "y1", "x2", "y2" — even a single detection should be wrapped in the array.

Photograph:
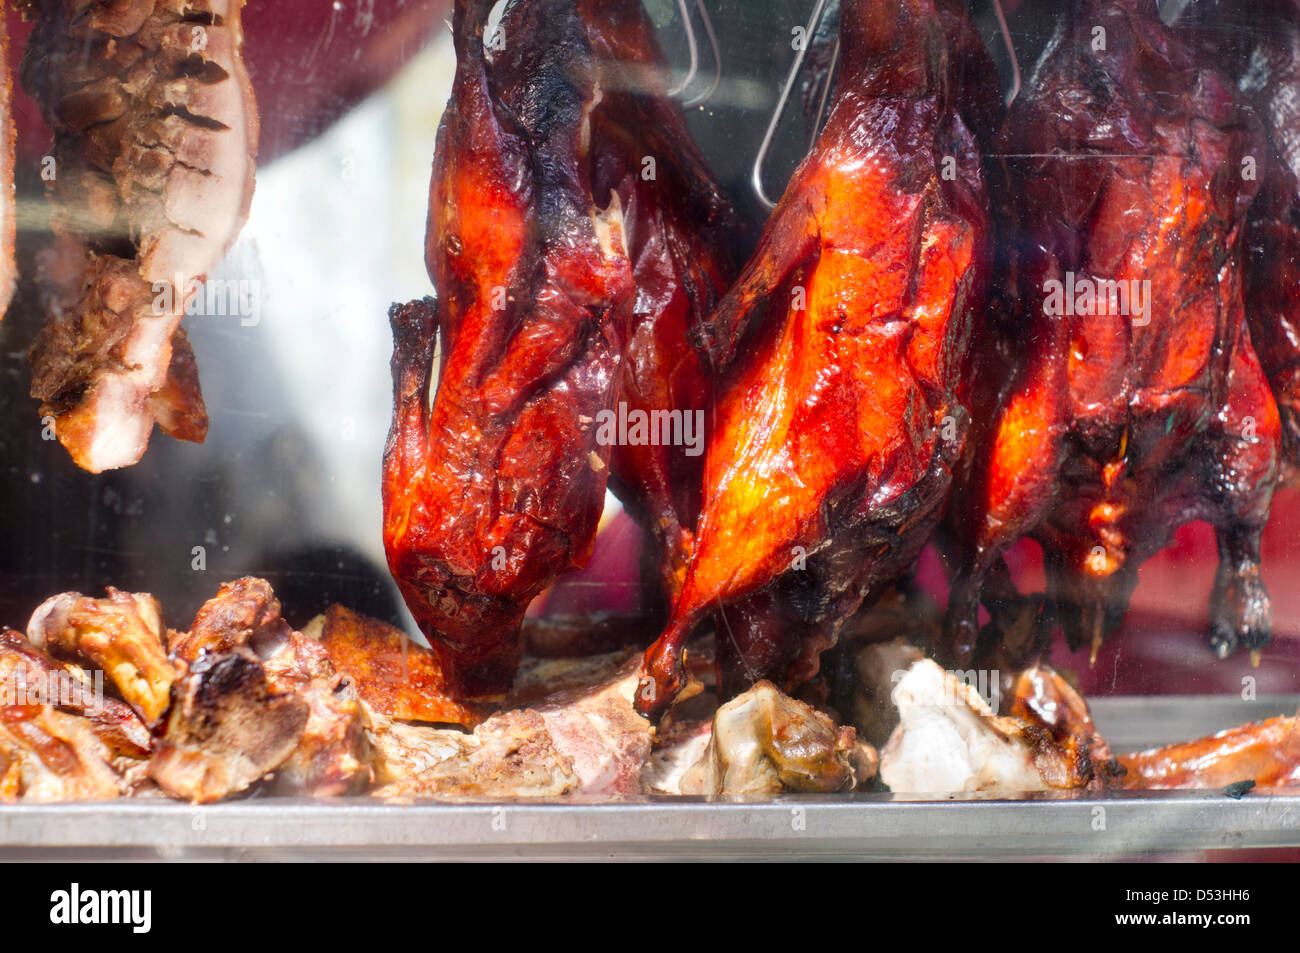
[{"x1": 3, "y1": 695, "x2": 1297, "y2": 861}]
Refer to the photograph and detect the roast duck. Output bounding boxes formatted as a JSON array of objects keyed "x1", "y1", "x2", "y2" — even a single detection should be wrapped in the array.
[
  {"x1": 382, "y1": 0, "x2": 736, "y2": 701},
  {"x1": 635, "y1": 0, "x2": 992, "y2": 718},
  {"x1": 4, "y1": 0, "x2": 1278, "y2": 732},
  {"x1": 18, "y1": 0, "x2": 258, "y2": 473},
  {"x1": 0, "y1": 0, "x2": 1295, "y2": 803},
  {"x1": 386, "y1": 0, "x2": 1295, "y2": 718},
  {"x1": 943, "y1": 0, "x2": 1282, "y2": 670}
]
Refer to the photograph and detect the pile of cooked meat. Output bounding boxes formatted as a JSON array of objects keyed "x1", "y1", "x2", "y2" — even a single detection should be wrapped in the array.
[
  {"x1": 2, "y1": 577, "x2": 1294, "y2": 803},
  {"x1": 0, "y1": 576, "x2": 882, "y2": 801}
]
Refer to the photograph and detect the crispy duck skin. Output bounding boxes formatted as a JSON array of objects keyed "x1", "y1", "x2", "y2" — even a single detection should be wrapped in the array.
[
  {"x1": 1194, "y1": 0, "x2": 1300, "y2": 479},
  {"x1": 0, "y1": 628, "x2": 152, "y2": 760},
  {"x1": 384, "y1": 0, "x2": 635, "y2": 701},
  {"x1": 576, "y1": 0, "x2": 739, "y2": 606},
  {"x1": 637, "y1": 0, "x2": 989, "y2": 718},
  {"x1": 0, "y1": 14, "x2": 14, "y2": 320},
  {"x1": 315, "y1": 604, "x2": 492, "y2": 728},
  {"x1": 943, "y1": 0, "x2": 1281, "y2": 667},
  {"x1": 20, "y1": 0, "x2": 258, "y2": 472},
  {"x1": 1118, "y1": 716, "x2": 1300, "y2": 791}
]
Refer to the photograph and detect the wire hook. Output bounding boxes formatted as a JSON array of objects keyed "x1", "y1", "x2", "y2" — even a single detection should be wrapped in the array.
[
  {"x1": 664, "y1": 0, "x2": 722, "y2": 107},
  {"x1": 991, "y1": 0, "x2": 1020, "y2": 106}
]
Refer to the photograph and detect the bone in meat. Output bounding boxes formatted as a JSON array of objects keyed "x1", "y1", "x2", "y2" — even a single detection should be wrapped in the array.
[
  {"x1": 880, "y1": 660, "x2": 1099, "y2": 794},
  {"x1": 27, "y1": 588, "x2": 176, "y2": 725},
  {"x1": 169, "y1": 578, "x2": 371, "y2": 797},
  {"x1": 0, "y1": 628, "x2": 151, "y2": 761},
  {"x1": 680, "y1": 680, "x2": 874, "y2": 796}
]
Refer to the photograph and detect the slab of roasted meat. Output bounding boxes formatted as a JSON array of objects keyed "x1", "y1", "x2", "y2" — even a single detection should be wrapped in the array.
[
  {"x1": 388, "y1": 0, "x2": 739, "y2": 700},
  {"x1": 677, "y1": 680, "x2": 875, "y2": 796},
  {"x1": 19, "y1": 0, "x2": 258, "y2": 472},
  {"x1": 313, "y1": 604, "x2": 491, "y2": 728},
  {"x1": 944, "y1": 0, "x2": 1281, "y2": 667},
  {"x1": 159, "y1": 577, "x2": 369, "y2": 800},
  {"x1": 367, "y1": 652, "x2": 652, "y2": 799},
  {"x1": 636, "y1": 0, "x2": 990, "y2": 718},
  {"x1": 879, "y1": 658, "x2": 1105, "y2": 793}
]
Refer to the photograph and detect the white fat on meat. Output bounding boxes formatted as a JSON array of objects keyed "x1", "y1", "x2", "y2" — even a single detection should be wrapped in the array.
[{"x1": 880, "y1": 659, "x2": 1059, "y2": 794}]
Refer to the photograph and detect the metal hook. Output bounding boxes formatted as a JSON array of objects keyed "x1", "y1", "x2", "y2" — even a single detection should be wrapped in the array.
[
  {"x1": 664, "y1": 0, "x2": 722, "y2": 106},
  {"x1": 682, "y1": 0, "x2": 721, "y2": 107},
  {"x1": 665, "y1": 0, "x2": 700, "y2": 98},
  {"x1": 807, "y1": 37, "x2": 839, "y2": 154},
  {"x1": 751, "y1": 0, "x2": 834, "y2": 211},
  {"x1": 991, "y1": 0, "x2": 1020, "y2": 106}
]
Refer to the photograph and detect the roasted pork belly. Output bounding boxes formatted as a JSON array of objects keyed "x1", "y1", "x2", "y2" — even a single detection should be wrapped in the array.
[
  {"x1": 314, "y1": 604, "x2": 490, "y2": 728},
  {"x1": 20, "y1": 0, "x2": 258, "y2": 471}
]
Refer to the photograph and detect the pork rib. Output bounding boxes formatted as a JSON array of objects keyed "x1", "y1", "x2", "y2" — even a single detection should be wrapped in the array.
[{"x1": 20, "y1": 0, "x2": 258, "y2": 472}]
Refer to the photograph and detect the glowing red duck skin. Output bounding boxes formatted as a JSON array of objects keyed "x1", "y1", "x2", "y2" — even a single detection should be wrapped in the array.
[
  {"x1": 384, "y1": 0, "x2": 635, "y2": 700},
  {"x1": 1186, "y1": 0, "x2": 1300, "y2": 481},
  {"x1": 578, "y1": 0, "x2": 739, "y2": 608},
  {"x1": 384, "y1": 0, "x2": 737, "y2": 700}
]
